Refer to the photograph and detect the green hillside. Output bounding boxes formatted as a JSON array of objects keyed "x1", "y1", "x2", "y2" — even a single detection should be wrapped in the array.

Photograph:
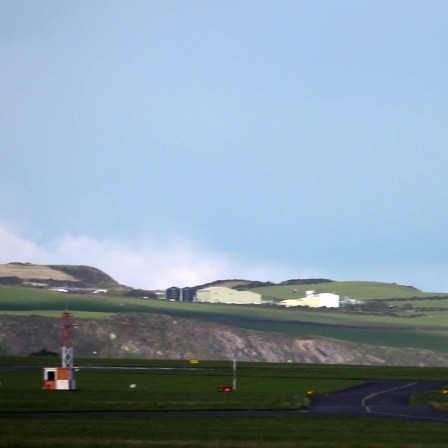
[
  {"x1": 0, "y1": 263, "x2": 122, "y2": 288},
  {"x1": 2, "y1": 282, "x2": 448, "y2": 355},
  {"x1": 250, "y1": 280, "x2": 448, "y2": 301}
]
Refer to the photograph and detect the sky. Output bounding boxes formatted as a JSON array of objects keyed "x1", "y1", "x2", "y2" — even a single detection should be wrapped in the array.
[{"x1": 1, "y1": 1, "x2": 448, "y2": 291}]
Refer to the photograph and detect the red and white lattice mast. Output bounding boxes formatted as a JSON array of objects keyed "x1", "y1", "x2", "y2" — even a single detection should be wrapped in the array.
[{"x1": 61, "y1": 309, "x2": 76, "y2": 368}]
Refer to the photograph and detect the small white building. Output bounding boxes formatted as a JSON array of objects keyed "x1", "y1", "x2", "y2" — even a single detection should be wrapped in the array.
[
  {"x1": 43, "y1": 367, "x2": 76, "y2": 391},
  {"x1": 280, "y1": 291, "x2": 340, "y2": 308},
  {"x1": 196, "y1": 286, "x2": 262, "y2": 305}
]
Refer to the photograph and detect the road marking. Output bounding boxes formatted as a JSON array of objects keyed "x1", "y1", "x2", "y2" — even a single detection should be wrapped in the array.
[
  {"x1": 366, "y1": 408, "x2": 448, "y2": 422},
  {"x1": 361, "y1": 382, "x2": 448, "y2": 422},
  {"x1": 362, "y1": 382, "x2": 417, "y2": 409}
]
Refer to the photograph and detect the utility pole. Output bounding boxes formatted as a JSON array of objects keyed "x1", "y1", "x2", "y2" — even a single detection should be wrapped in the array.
[{"x1": 233, "y1": 359, "x2": 237, "y2": 390}]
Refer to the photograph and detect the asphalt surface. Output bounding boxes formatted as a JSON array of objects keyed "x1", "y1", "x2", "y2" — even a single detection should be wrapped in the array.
[{"x1": 307, "y1": 380, "x2": 448, "y2": 422}]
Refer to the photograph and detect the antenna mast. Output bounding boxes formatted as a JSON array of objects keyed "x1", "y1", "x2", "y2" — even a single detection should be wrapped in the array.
[
  {"x1": 43, "y1": 308, "x2": 77, "y2": 391},
  {"x1": 61, "y1": 310, "x2": 76, "y2": 368}
]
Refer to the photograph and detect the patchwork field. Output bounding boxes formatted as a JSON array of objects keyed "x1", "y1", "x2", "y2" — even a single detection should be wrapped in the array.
[
  {"x1": 0, "y1": 263, "x2": 120, "y2": 288},
  {"x1": 0, "y1": 264, "x2": 77, "y2": 281}
]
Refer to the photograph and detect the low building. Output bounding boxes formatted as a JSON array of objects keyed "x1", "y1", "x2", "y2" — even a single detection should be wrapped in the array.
[
  {"x1": 280, "y1": 290, "x2": 340, "y2": 308},
  {"x1": 166, "y1": 286, "x2": 181, "y2": 301},
  {"x1": 181, "y1": 287, "x2": 197, "y2": 302},
  {"x1": 43, "y1": 367, "x2": 76, "y2": 391},
  {"x1": 196, "y1": 286, "x2": 262, "y2": 304},
  {"x1": 165, "y1": 287, "x2": 197, "y2": 302}
]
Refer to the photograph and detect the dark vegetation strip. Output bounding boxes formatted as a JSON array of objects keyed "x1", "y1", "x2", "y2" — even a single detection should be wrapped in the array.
[
  {"x1": 382, "y1": 296, "x2": 448, "y2": 302},
  {"x1": 3, "y1": 357, "x2": 448, "y2": 380},
  {"x1": 2, "y1": 415, "x2": 448, "y2": 448}
]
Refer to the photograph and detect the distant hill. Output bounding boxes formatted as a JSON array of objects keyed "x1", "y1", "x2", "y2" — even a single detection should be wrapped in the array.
[
  {"x1": 248, "y1": 281, "x2": 433, "y2": 302},
  {"x1": 0, "y1": 263, "x2": 440, "y2": 300},
  {"x1": 192, "y1": 279, "x2": 274, "y2": 290},
  {"x1": 191, "y1": 278, "x2": 430, "y2": 301},
  {"x1": 192, "y1": 278, "x2": 334, "y2": 290},
  {"x1": 0, "y1": 263, "x2": 122, "y2": 289},
  {"x1": 2, "y1": 270, "x2": 448, "y2": 365}
]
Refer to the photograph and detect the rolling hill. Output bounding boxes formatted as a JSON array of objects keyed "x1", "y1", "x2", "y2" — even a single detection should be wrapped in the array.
[
  {"x1": 2, "y1": 264, "x2": 448, "y2": 365},
  {"x1": 0, "y1": 262, "x2": 123, "y2": 288}
]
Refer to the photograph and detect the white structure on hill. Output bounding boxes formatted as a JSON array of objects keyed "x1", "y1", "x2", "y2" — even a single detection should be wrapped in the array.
[
  {"x1": 196, "y1": 286, "x2": 262, "y2": 304},
  {"x1": 280, "y1": 290, "x2": 340, "y2": 308}
]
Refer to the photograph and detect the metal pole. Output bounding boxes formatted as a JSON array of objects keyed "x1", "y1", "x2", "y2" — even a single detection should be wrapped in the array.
[{"x1": 233, "y1": 359, "x2": 237, "y2": 390}]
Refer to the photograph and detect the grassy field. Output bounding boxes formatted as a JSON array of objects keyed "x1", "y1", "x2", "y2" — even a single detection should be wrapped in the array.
[
  {"x1": 0, "y1": 366, "x2": 360, "y2": 413},
  {"x1": 3, "y1": 415, "x2": 448, "y2": 448},
  {"x1": 4, "y1": 357, "x2": 448, "y2": 380},
  {"x1": 2, "y1": 359, "x2": 448, "y2": 447},
  {"x1": 2, "y1": 286, "x2": 445, "y2": 329},
  {"x1": 251, "y1": 281, "x2": 448, "y2": 301},
  {"x1": 4, "y1": 284, "x2": 448, "y2": 354}
]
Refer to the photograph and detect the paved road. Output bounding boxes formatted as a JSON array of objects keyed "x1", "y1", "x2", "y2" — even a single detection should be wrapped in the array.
[{"x1": 308, "y1": 380, "x2": 448, "y2": 422}]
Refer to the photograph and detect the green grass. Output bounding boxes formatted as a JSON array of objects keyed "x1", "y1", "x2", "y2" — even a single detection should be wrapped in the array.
[
  {"x1": 251, "y1": 281, "x2": 448, "y2": 301},
  {"x1": 411, "y1": 388, "x2": 448, "y2": 406},
  {"x1": 3, "y1": 415, "x2": 448, "y2": 448},
  {"x1": 0, "y1": 365, "x2": 361, "y2": 413},
  {"x1": 0, "y1": 287, "x2": 126, "y2": 314},
  {"x1": 387, "y1": 298, "x2": 448, "y2": 308},
  {"x1": 3, "y1": 357, "x2": 448, "y2": 379},
  {"x1": 5, "y1": 285, "x2": 448, "y2": 330},
  {"x1": 2, "y1": 360, "x2": 448, "y2": 447},
  {"x1": 3, "y1": 286, "x2": 448, "y2": 330}
]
